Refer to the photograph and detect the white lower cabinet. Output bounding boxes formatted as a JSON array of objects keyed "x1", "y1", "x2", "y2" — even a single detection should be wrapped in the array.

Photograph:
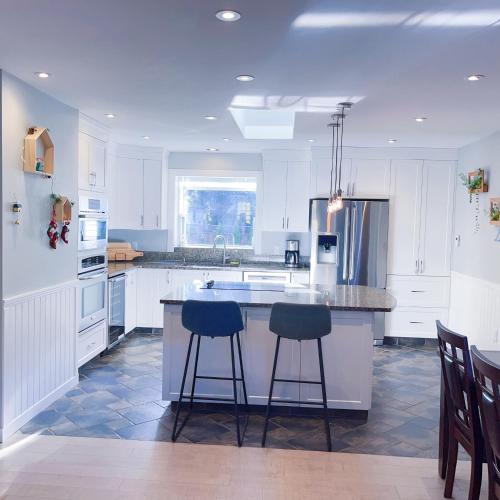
[
  {"x1": 290, "y1": 272, "x2": 310, "y2": 285},
  {"x1": 136, "y1": 268, "x2": 172, "y2": 329},
  {"x1": 124, "y1": 269, "x2": 137, "y2": 333},
  {"x1": 386, "y1": 308, "x2": 448, "y2": 338},
  {"x1": 77, "y1": 320, "x2": 107, "y2": 368}
]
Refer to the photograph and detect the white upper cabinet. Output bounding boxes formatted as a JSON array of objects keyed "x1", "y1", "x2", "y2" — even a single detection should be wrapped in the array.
[
  {"x1": 110, "y1": 157, "x2": 144, "y2": 230},
  {"x1": 348, "y1": 159, "x2": 391, "y2": 197},
  {"x1": 387, "y1": 160, "x2": 423, "y2": 276},
  {"x1": 79, "y1": 132, "x2": 107, "y2": 192},
  {"x1": 419, "y1": 161, "x2": 455, "y2": 276},
  {"x1": 311, "y1": 158, "x2": 350, "y2": 197},
  {"x1": 262, "y1": 159, "x2": 311, "y2": 233},
  {"x1": 387, "y1": 159, "x2": 455, "y2": 277},
  {"x1": 143, "y1": 159, "x2": 163, "y2": 230}
]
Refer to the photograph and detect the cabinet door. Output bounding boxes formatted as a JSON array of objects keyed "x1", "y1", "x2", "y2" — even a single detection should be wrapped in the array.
[
  {"x1": 285, "y1": 161, "x2": 311, "y2": 232},
  {"x1": 136, "y1": 269, "x2": 155, "y2": 327},
  {"x1": 78, "y1": 132, "x2": 90, "y2": 190},
  {"x1": 311, "y1": 158, "x2": 351, "y2": 198},
  {"x1": 172, "y1": 269, "x2": 205, "y2": 288},
  {"x1": 205, "y1": 270, "x2": 243, "y2": 282},
  {"x1": 89, "y1": 136, "x2": 107, "y2": 191},
  {"x1": 349, "y1": 159, "x2": 391, "y2": 197},
  {"x1": 387, "y1": 160, "x2": 423, "y2": 275},
  {"x1": 111, "y1": 158, "x2": 144, "y2": 229},
  {"x1": 124, "y1": 270, "x2": 137, "y2": 333},
  {"x1": 419, "y1": 161, "x2": 455, "y2": 276},
  {"x1": 143, "y1": 159, "x2": 163, "y2": 229},
  {"x1": 290, "y1": 272, "x2": 310, "y2": 285},
  {"x1": 153, "y1": 270, "x2": 171, "y2": 328},
  {"x1": 262, "y1": 161, "x2": 287, "y2": 231}
]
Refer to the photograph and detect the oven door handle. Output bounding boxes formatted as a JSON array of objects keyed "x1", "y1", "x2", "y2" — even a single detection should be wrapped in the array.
[{"x1": 79, "y1": 270, "x2": 108, "y2": 280}]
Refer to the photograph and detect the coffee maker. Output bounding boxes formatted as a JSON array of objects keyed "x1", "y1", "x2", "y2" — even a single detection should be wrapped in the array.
[{"x1": 285, "y1": 240, "x2": 300, "y2": 268}]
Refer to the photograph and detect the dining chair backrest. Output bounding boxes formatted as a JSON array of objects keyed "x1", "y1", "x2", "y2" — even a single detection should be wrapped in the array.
[
  {"x1": 436, "y1": 321, "x2": 481, "y2": 446},
  {"x1": 269, "y1": 302, "x2": 331, "y2": 340},
  {"x1": 181, "y1": 300, "x2": 244, "y2": 337},
  {"x1": 471, "y1": 346, "x2": 500, "y2": 495}
]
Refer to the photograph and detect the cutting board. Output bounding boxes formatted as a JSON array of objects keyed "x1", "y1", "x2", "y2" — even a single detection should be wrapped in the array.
[{"x1": 107, "y1": 242, "x2": 144, "y2": 261}]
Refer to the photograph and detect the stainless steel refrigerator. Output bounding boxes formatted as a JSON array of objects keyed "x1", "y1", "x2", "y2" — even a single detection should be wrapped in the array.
[{"x1": 309, "y1": 198, "x2": 389, "y2": 342}]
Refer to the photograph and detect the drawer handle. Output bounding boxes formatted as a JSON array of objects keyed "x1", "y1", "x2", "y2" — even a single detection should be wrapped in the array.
[
  {"x1": 88, "y1": 341, "x2": 97, "y2": 348},
  {"x1": 410, "y1": 290, "x2": 425, "y2": 293},
  {"x1": 409, "y1": 321, "x2": 424, "y2": 324}
]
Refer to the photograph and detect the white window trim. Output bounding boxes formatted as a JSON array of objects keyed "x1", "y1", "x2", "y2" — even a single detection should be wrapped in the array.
[{"x1": 167, "y1": 169, "x2": 263, "y2": 252}]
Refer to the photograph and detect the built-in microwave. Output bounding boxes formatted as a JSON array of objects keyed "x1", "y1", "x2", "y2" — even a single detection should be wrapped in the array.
[{"x1": 78, "y1": 195, "x2": 108, "y2": 251}]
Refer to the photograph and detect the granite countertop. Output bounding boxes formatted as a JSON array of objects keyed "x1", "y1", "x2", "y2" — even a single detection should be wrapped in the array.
[
  {"x1": 108, "y1": 261, "x2": 310, "y2": 278},
  {"x1": 160, "y1": 282, "x2": 396, "y2": 312}
]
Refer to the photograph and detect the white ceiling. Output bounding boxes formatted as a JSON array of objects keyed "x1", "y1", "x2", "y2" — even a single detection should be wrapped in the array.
[{"x1": 1, "y1": 0, "x2": 500, "y2": 152}]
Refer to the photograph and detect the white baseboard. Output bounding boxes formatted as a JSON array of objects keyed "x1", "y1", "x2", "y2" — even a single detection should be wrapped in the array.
[{"x1": 0, "y1": 375, "x2": 78, "y2": 442}]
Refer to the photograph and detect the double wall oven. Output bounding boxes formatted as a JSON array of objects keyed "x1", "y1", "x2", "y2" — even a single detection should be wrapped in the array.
[{"x1": 77, "y1": 195, "x2": 109, "y2": 338}]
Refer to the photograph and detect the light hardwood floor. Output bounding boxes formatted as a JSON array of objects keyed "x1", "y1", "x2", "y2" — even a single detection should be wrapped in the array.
[{"x1": 0, "y1": 434, "x2": 488, "y2": 499}]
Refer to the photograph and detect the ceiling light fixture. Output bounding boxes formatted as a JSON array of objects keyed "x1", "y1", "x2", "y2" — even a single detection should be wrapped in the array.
[
  {"x1": 35, "y1": 72, "x2": 50, "y2": 79},
  {"x1": 206, "y1": 147, "x2": 219, "y2": 152},
  {"x1": 105, "y1": 113, "x2": 116, "y2": 119},
  {"x1": 216, "y1": 10, "x2": 241, "y2": 22},
  {"x1": 327, "y1": 102, "x2": 353, "y2": 213},
  {"x1": 388, "y1": 139, "x2": 397, "y2": 144},
  {"x1": 142, "y1": 135, "x2": 151, "y2": 140},
  {"x1": 308, "y1": 139, "x2": 315, "y2": 142},
  {"x1": 204, "y1": 115, "x2": 217, "y2": 121},
  {"x1": 223, "y1": 138, "x2": 230, "y2": 141},
  {"x1": 415, "y1": 117, "x2": 427, "y2": 122},
  {"x1": 467, "y1": 74, "x2": 485, "y2": 81},
  {"x1": 236, "y1": 74, "x2": 255, "y2": 82}
]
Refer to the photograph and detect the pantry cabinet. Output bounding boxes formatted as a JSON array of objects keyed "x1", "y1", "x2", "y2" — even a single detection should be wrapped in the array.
[
  {"x1": 79, "y1": 132, "x2": 107, "y2": 192},
  {"x1": 262, "y1": 160, "x2": 310, "y2": 232}
]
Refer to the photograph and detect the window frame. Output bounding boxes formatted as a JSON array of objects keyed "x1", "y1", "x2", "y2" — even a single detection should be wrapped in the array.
[{"x1": 167, "y1": 169, "x2": 263, "y2": 252}]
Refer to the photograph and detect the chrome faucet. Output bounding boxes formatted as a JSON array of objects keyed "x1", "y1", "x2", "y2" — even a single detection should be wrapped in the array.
[{"x1": 213, "y1": 234, "x2": 227, "y2": 265}]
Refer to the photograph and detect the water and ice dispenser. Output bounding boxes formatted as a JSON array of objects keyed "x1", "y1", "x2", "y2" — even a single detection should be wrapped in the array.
[{"x1": 316, "y1": 234, "x2": 338, "y2": 265}]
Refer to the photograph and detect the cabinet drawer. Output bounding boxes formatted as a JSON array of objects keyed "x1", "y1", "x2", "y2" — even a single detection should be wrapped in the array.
[
  {"x1": 77, "y1": 320, "x2": 106, "y2": 367},
  {"x1": 387, "y1": 275, "x2": 450, "y2": 308},
  {"x1": 386, "y1": 308, "x2": 448, "y2": 339}
]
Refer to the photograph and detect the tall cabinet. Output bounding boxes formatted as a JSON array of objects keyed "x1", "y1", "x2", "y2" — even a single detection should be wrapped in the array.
[{"x1": 386, "y1": 159, "x2": 456, "y2": 338}]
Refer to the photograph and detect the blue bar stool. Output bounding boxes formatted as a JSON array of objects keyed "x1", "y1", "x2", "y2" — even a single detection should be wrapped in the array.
[
  {"x1": 262, "y1": 302, "x2": 333, "y2": 451},
  {"x1": 171, "y1": 300, "x2": 248, "y2": 447}
]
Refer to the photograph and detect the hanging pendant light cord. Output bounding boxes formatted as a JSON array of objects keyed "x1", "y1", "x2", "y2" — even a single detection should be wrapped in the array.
[
  {"x1": 338, "y1": 109, "x2": 345, "y2": 194},
  {"x1": 335, "y1": 115, "x2": 340, "y2": 193},
  {"x1": 330, "y1": 120, "x2": 336, "y2": 198}
]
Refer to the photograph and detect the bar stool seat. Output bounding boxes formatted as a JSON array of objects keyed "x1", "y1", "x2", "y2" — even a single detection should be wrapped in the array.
[
  {"x1": 262, "y1": 302, "x2": 333, "y2": 451},
  {"x1": 171, "y1": 300, "x2": 248, "y2": 447}
]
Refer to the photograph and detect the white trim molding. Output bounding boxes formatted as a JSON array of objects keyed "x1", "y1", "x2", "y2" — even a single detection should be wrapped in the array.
[
  {"x1": 0, "y1": 280, "x2": 78, "y2": 442},
  {"x1": 448, "y1": 271, "x2": 500, "y2": 350}
]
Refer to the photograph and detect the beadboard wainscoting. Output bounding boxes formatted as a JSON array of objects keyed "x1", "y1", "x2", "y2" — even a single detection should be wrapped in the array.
[
  {"x1": 0, "y1": 281, "x2": 79, "y2": 441},
  {"x1": 448, "y1": 271, "x2": 500, "y2": 350}
]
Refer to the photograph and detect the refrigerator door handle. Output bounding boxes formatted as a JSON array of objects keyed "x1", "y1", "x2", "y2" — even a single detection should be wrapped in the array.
[
  {"x1": 342, "y1": 208, "x2": 350, "y2": 281},
  {"x1": 349, "y1": 206, "x2": 357, "y2": 280}
]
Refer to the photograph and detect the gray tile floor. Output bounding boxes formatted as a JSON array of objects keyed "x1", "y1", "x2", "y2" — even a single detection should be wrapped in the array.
[{"x1": 20, "y1": 331, "x2": 446, "y2": 457}]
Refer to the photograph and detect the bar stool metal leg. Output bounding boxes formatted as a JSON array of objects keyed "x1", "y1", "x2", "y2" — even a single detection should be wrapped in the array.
[
  {"x1": 317, "y1": 338, "x2": 332, "y2": 452},
  {"x1": 236, "y1": 332, "x2": 249, "y2": 408},
  {"x1": 230, "y1": 334, "x2": 243, "y2": 447},
  {"x1": 262, "y1": 335, "x2": 281, "y2": 447},
  {"x1": 171, "y1": 332, "x2": 195, "y2": 442},
  {"x1": 189, "y1": 335, "x2": 201, "y2": 410}
]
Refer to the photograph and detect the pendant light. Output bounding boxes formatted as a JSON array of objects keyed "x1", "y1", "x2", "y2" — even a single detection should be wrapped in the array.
[{"x1": 327, "y1": 102, "x2": 353, "y2": 213}]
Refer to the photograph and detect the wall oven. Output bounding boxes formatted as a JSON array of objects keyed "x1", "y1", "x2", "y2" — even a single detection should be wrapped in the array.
[
  {"x1": 79, "y1": 195, "x2": 108, "y2": 251},
  {"x1": 78, "y1": 250, "x2": 108, "y2": 333}
]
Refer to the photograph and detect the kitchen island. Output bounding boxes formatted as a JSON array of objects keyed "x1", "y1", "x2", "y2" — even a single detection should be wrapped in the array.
[{"x1": 161, "y1": 282, "x2": 396, "y2": 412}]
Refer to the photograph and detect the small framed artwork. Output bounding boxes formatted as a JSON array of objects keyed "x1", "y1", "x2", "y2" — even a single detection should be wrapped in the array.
[{"x1": 489, "y1": 198, "x2": 500, "y2": 226}]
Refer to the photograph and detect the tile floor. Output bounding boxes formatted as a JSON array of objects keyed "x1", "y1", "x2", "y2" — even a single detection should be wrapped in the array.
[{"x1": 20, "y1": 331, "x2": 447, "y2": 458}]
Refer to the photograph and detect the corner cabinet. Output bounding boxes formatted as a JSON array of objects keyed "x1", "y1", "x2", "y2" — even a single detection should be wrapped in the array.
[
  {"x1": 79, "y1": 132, "x2": 107, "y2": 192},
  {"x1": 262, "y1": 160, "x2": 311, "y2": 232},
  {"x1": 387, "y1": 159, "x2": 455, "y2": 277}
]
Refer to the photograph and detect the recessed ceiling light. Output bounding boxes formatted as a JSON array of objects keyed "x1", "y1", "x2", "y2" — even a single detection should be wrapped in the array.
[
  {"x1": 415, "y1": 117, "x2": 427, "y2": 122},
  {"x1": 105, "y1": 113, "x2": 116, "y2": 119},
  {"x1": 388, "y1": 139, "x2": 397, "y2": 144},
  {"x1": 204, "y1": 115, "x2": 217, "y2": 121},
  {"x1": 35, "y1": 72, "x2": 50, "y2": 79},
  {"x1": 142, "y1": 135, "x2": 151, "y2": 140},
  {"x1": 308, "y1": 139, "x2": 315, "y2": 142},
  {"x1": 206, "y1": 147, "x2": 219, "y2": 152},
  {"x1": 236, "y1": 74, "x2": 255, "y2": 82},
  {"x1": 216, "y1": 10, "x2": 241, "y2": 22},
  {"x1": 223, "y1": 138, "x2": 230, "y2": 141},
  {"x1": 467, "y1": 74, "x2": 485, "y2": 81}
]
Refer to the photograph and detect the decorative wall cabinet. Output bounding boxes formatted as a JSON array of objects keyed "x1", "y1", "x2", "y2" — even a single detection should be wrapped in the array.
[{"x1": 24, "y1": 127, "x2": 54, "y2": 176}]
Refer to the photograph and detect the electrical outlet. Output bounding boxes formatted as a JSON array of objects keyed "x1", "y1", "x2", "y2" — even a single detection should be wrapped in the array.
[{"x1": 454, "y1": 235, "x2": 461, "y2": 247}]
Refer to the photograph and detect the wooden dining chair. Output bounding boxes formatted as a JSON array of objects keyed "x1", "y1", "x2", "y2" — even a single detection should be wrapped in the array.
[
  {"x1": 436, "y1": 321, "x2": 484, "y2": 500},
  {"x1": 471, "y1": 346, "x2": 500, "y2": 500}
]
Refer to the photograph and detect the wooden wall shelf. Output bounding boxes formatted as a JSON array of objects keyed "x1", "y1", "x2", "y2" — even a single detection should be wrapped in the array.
[
  {"x1": 53, "y1": 196, "x2": 72, "y2": 223},
  {"x1": 468, "y1": 169, "x2": 488, "y2": 194},
  {"x1": 24, "y1": 127, "x2": 54, "y2": 177},
  {"x1": 489, "y1": 198, "x2": 500, "y2": 226}
]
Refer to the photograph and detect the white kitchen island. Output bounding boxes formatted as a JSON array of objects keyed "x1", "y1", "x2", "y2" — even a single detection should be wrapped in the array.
[{"x1": 161, "y1": 282, "x2": 396, "y2": 412}]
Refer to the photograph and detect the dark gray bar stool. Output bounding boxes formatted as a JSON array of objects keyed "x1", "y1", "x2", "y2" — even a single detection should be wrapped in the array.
[
  {"x1": 262, "y1": 302, "x2": 333, "y2": 451},
  {"x1": 171, "y1": 300, "x2": 248, "y2": 447}
]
